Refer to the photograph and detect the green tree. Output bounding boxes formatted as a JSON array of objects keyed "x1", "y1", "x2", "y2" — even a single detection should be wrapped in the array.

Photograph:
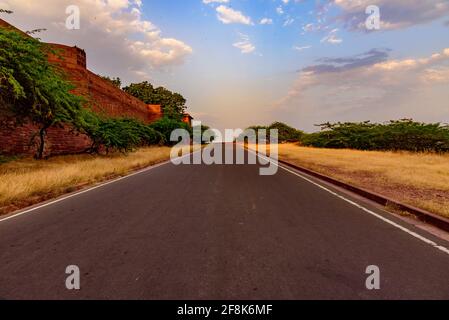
[
  {"x1": 151, "y1": 87, "x2": 186, "y2": 120},
  {"x1": 301, "y1": 119, "x2": 449, "y2": 152},
  {"x1": 239, "y1": 122, "x2": 303, "y2": 143},
  {"x1": 0, "y1": 28, "x2": 84, "y2": 158},
  {"x1": 123, "y1": 81, "x2": 187, "y2": 120},
  {"x1": 122, "y1": 81, "x2": 154, "y2": 104},
  {"x1": 149, "y1": 117, "x2": 192, "y2": 145},
  {"x1": 268, "y1": 122, "x2": 304, "y2": 142},
  {"x1": 77, "y1": 109, "x2": 164, "y2": 154}
]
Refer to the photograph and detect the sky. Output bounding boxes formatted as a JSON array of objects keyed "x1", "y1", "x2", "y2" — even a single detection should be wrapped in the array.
[{"x1": 1, "y1": 0, "x2": 449, "y2": 132}]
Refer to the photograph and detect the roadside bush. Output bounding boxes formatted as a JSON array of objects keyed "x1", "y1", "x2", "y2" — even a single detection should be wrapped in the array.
[
  {"x1": 78, "y1": 110, "x2": 165, "y2": 153},
  {"x1": 301, "y1": 120, "x2": 449, "y2": 152},
  {"x1": 242, "y1": 122, "x2": 304, "y2": 143},
  {"x1": 269, "y1": 122, "x2": 304, "y2": 142},
  {"x1": 0, "y1": 21, "x2": 189, "y2": 157},
  {"x1": 0, "y1": 27, "x2": 84, "y2": 158},
  {"x1": 149, "y1": 117, "x2": 192, "y2": 145}
]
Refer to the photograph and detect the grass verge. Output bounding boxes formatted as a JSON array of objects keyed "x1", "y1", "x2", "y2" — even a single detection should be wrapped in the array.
[
  {"x1": 249, "y1": 143, "x2": 449, "y2": 219},
  {"x1": 0, "y1": 146, "x2": 182, "y2": 215}
]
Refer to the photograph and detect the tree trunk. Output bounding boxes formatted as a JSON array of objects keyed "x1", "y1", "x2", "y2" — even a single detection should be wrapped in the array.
[{"x1": 36, "y1": 126, "x2": 47, "y2": 159}]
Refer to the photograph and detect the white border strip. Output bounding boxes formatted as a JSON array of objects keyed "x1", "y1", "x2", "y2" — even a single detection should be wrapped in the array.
[
  {"x1": 247, "y1": 147, "x2": 449, "y2": 256},
  {"x1": 0, "y1": 150, "x2": 200, "y2": 223},
  {"x1": 3, "y1": 147, "x2": 449, "y2": 256},
  {"x1": 0, "y1": 160, "x2": 173, "y2": 223}
]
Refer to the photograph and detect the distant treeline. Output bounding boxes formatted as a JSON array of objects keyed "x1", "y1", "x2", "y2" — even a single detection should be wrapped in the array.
[
  {"x1": 244, "y1": 120, "x2": 449, "y2": 153},
  {"x1": 245, "y1": 122, "x2": 304, "y2": 143},
  {"x1": 303, "y1": 120, "x2": 449, "y2": 152}
]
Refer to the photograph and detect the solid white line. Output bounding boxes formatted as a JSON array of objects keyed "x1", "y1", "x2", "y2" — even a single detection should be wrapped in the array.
[
  {"x1": 247, "y1": 147, "x2": 449, "y2": 256},
  {"x1": 0, "y1": 160, "x2": 173, "y2": 223},
  {"x1": 1, "y1": 149, "x2": 205, "y2": 223},
  {"x1": 4, "y1": 146, "x2": 449, "y2": 257},
  {"x1": 0, "y1": 150, "x2": 201, "y2": 223}
]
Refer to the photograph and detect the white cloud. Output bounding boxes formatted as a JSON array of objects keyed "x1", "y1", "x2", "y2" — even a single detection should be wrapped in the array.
[
  {"x1": 301, "y1": 22, "x2": 327, "y2": 34},
  {"x1": 203, "y1": 0, "x2": 229, "y2": 4},
  {"x1": 276, "y1": 48, "x2": 449, "y2": 131},
  {"x1": 302, "y1": 23, "x2": 315, "y2": 32},
  {"x1": 0, "y1": 0, "x2": 192, "y2": 82},
  {"x1": 216, "y1": 5, "x2": 253, "y2": 25},
  {"x1": 321, "y1": 28, "x2": 342, "y2": 44},
  {"x1": 282, "y1": 0, "x2": 290, "y2": 4},
  {"x1": 233, "y1": 33, "x2": 255, "y2": 54},
  {"x1": 293, "y1": 45, "x2": 311, "y2": 51},
  {"x1": 276, "y1": 6, "x2": 284, "y2": 15},
  {"x1": 260, "y1": 18, "x2": 273, "y2": 25},
  {"x1": 329, "y1": 0, "x2": 449, "y2": 31},
  {"x1": 283, "y1": 17, "x2": 295, "y2": 27}
]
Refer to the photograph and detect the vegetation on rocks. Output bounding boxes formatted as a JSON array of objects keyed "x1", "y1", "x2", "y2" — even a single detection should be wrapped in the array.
[
  {"x1": 0, "y1": 26, "x2": 192, "y2": 158},
  {"x1": 0, "y1": 27, "x2": 84, "y2": 159}
]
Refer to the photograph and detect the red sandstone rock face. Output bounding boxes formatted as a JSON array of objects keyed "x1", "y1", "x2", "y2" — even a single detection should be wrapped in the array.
[
  {"x1": 0, "y1": 19, "x2": 164, "y2": 157},
  {"x1": 0, "y1": 122, "x2": 92, "y2": 156}
]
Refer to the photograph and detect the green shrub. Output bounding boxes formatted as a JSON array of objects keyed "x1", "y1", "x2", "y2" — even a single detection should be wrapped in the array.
[
  {"x1": 301, "y1": 120, "x2": 449, "y2": 152},
  {"x1": 149, "y1": 117, "x2": 192, "y2": 145},
  {"x1": 241, "y1": 122, "x2": 304, "y2": 143},
  {"x1": 0, "y1": 27, "x2": 84, "y2": 158},
  {"x1": 269, "y1": 122, "x2": 304, "y2": 142},
  {"x1": 78, "y1": 110, "x2": 165, "y2": 153}
]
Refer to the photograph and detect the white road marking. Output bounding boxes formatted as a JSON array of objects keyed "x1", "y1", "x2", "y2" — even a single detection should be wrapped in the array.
[
  {"x1": 0, "y1": 150, "x2": 202, "y2": 223},
  {"x1": 3, "y1": 146, "x2": 449, "y2": 257},
  {"x1": 247, "y1": 147, "x2": 449, "y2": 256},
  {"x1": 0, "y1": 160, "x2": 172, "y2": 223}
]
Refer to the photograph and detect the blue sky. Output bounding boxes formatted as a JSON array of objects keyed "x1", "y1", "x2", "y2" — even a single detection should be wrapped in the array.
[{"x1": 2, "y1": 0, "x2": 449, "y2": 131}]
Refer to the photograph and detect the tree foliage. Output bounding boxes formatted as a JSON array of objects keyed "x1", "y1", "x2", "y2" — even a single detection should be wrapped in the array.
[
  {"x1": 0, "y1": 28, "x2": 84, "y2": 158},
  {"x1": 149, "y1": 117, "x2": 192, "y2": 145},
  {"x1": 0, "y1": 22, "x2": 193, "y2": 157},
  {"x1": 302, "y1": 119, "x2": 449, "y2": 152},
  {"x1": 242, "y1": 122, "x2": 304, "y2": 143},
  {"x1": 77, "y1": 110, "x2": 165, "y2": 153},
  {"x1": 268, "y1": 121, "x2": 304, "y2": 142},
  {"x1": 123, "y1": 81, "x2": 187, "y2": 120}
]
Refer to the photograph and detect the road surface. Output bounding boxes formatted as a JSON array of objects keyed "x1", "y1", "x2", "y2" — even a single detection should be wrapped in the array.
[{"x1": 0, "y1": 144, "x2": 448, "y2": 299}]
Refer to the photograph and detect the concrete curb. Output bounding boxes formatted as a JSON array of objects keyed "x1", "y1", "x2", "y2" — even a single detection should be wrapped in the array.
[{"x1": 276, "y1": 158, "x2": 449, "y2": 233}]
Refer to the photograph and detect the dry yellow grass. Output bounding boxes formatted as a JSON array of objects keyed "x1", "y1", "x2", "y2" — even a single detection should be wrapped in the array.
[
  {"x1": 0, "y1": 146, "x2": 178, "y2": 214},
  {"x1": 250, "y1": 143, "x2": 449, "y2": 218}
]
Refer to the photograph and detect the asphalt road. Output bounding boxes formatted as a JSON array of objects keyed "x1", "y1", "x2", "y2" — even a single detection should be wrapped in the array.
[{"x1": 0, "y1": 144, "x2": 448, "y2": 299}]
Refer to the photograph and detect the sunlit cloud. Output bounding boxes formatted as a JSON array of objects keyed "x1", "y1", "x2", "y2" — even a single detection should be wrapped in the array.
[
  {"x1": 276, "y1": 48, "x2": 449, "y2": 131},
  {"x1": 293, "y1": 45, "x2": 311, "y2": 52},
  {"x1": 233, "y1": 32, "x2": 255, "y2": 54},
  {"x1": 203, "y1": 0, "x2": 229, "y2": 4},
  {"x1": 328, "y1": 0, "x2": 449, "y2": 31},
  {"x1": 260, "y1": 18, "x2": 273, "y2": 25},
  {"x1": 283, "y1": 17, "x2": 295, "y2": 27},
  {"x1": 0, "y1": 0, "x2": 193, "y2": 76},
  {"x1": 216, "y1": 5, "x2": 253, "y2": 25},
  {"x1": 320, "y1": 28, "x2": 342, "y2": 44}
]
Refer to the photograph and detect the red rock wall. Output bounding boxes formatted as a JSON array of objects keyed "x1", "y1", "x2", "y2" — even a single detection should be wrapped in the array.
[
  {"x1": 0, "y1": 19, "x2": 164, "y2": 157},
  {"x1": 0, "y1": 122, "x2": 92, "y2": 156}
]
